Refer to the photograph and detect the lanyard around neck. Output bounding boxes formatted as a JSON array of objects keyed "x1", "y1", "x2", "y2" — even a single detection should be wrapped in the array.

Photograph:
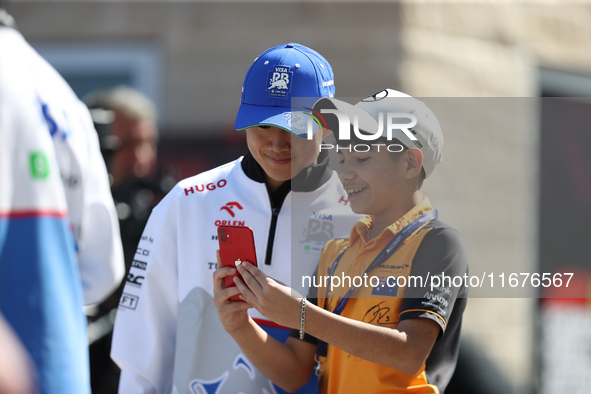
[{"x1": 315, "y1": 209, "x2": 438, "y2": 360}]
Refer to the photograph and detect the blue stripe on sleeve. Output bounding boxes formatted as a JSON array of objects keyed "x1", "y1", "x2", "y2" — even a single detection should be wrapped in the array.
[{"x1": 0, "y1": 216, "x2": 90, "y2": 394}]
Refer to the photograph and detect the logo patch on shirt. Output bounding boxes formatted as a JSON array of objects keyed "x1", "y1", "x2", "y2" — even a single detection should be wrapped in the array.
[
  {"x1": 29, "y1": 152, "x2": 49, "y2": 180},
  {"x1": 300, "y1": 217, "x2": 334, "y2": 252},
  {"x1": 131, "y1": 259, "x2": 147, "y2": 270},
  {"x1": 268, "y1": 66, "x2": 292, "y2": 99},
  {"x1": 119, "y1": 293, "x2": 139, "y2": 310},
  {"x1": 220, "y1": 201, "x2": 243, "y2": 217},
  {"x1": 214, "y1": 220, "x2": 246, "y2": 227},
  {"x1": 126, "y1": 273, "x2": 144, "y2": 288},
  {"x1": 372, "y1": 277, "x2": 399, "y2": 297},
  {"x1": 184, "y1": 179, "x2": 228, "y2": 196}
]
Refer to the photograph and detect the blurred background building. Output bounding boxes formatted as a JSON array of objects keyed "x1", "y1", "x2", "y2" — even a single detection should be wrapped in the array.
[{"x1": 4, "y1": 1, "x2": 591, "y2": 393}]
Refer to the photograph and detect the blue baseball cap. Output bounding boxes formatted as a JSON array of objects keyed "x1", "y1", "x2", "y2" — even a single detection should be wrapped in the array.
[{"x1": 235, "y1": 43, "x2": 335, "y2": 138}]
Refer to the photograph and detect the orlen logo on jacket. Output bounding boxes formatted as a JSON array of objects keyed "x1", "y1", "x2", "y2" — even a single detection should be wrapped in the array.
[
  {"x1": 184, "y1": 179, "x2": 227, "y2": 196},
  {"x1": 220, "y1": 202, "x2": 242, "y2": 217},
  {"x1": 215, "y1": 202, "x2": 245, "y2": 227}
]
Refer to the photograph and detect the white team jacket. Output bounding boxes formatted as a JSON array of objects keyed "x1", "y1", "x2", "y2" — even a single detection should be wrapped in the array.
[
  {"x1": 0, "y1": 28, "x2": 124, "y2": 306},
  {"x1": 1, "y1": 26, "x2": 124, "y2": 392},
  {"x1": 111, "y1": 156, "x2": 360, "y2": 394}
]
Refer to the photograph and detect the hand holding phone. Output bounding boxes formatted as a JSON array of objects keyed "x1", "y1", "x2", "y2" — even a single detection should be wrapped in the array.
[{"x1": 217, "y1": 225, "x2": 258, "y2": 301}]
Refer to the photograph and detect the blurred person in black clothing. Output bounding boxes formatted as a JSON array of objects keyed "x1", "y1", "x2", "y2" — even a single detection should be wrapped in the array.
[
  {"x1": 86, "y1": 85, "x2": 175, "y2": 267},
  {"x1": 85, "y1": 86, "x2": 174, "y2": 393}
]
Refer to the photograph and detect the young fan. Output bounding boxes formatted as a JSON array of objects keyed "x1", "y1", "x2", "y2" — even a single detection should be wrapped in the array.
[{"x1": 213, "y1": 89, "x2": 469, "y2": 394}]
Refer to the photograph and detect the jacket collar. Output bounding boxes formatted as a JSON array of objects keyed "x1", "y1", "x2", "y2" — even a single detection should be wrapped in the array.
[{"x1": 351, "y1": 197, "x2": 434, "y2": 245}]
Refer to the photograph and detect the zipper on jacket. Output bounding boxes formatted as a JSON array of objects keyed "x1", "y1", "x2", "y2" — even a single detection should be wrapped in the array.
[
  {"x1": 240, "y1": 152, "x2": 332, "y2": 267},
  {"x1": 264, "y1": 207, "x2": 280, "y2": 265}
]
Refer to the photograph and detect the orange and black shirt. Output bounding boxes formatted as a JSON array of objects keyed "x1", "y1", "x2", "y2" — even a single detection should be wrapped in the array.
[{"x1": 291, "y1": 198, "x2": 469, "y2": 394}]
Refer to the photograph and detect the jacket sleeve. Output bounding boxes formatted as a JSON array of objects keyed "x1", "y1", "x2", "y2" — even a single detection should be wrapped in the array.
[
  {"x1": 111, "y1": 192, "x2": 179, "y2": 394},
  {"x1": 74, "y1": 100, "x2": 125, "y2": 305}
]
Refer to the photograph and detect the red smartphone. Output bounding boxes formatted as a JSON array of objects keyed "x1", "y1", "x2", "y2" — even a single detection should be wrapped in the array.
[{"x1": 217, "y1": 225, "x2": 258, "y2": 301}]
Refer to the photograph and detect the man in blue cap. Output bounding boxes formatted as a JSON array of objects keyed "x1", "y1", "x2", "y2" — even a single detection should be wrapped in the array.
[{"x1": 111, "y1": 43, "x2": 360, "y2": 394}]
